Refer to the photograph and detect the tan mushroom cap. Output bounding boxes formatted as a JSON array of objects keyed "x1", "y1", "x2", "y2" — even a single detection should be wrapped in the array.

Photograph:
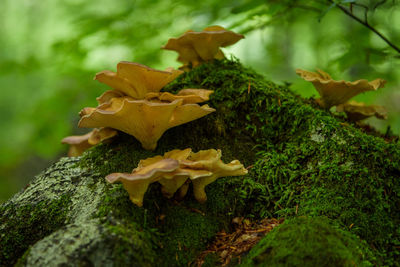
[
  {"x1": 336, "y1": 101, "x2": 387, "y2": 121},
  {"x1": 145, "y1": 89, "x2": 214, "y2": 104},
  {"x1": 106, "y1": 158, "x2": 180, "y2": 207},
  {"x1": 61, "y1": 127, "x2": 117, "y2": 157},
  {"x1": 296, "y1": 69, "x2": 386, "y2": 108},
  {"x1": 162, "y1": 25, "x2": 244, "y2": 67},
  {"x1": 78, "y1": 97, "x2": 215, "y2": 150},
  {"x1": 87, "y1": 127, "x2": 118, "y2": 145},
  {"x1": 95, "y1": 61, "x2": 183, "y2": 99},
  {"x1": 138, "y1": 148, "x2": 193, "y2": 168},
  {"x1": 96, "y1": 90, "x2": 125, "y2": 105},
  {"x1": 61, "y1": 132, "x2": 92, "y2": 157}
]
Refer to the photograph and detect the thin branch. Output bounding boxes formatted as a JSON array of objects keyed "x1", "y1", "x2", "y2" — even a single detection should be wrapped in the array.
[
  {"x1": 328, "y1": 0, "x2": 400, "y2": 54},
  {"x1": 374, "y1": 0, "x2": 387, "y2": 10},
  {"x1": 352, "y1": 2, "x2": 369, "y2": 23}
]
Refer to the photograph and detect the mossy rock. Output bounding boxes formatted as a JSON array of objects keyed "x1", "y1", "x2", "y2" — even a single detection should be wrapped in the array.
[
  {"x1": 0, "y1": 59, "x2": 399, "y2": 266},
  {"x1": 241, "y1": 216, "x2": 373, "y2": 267}
]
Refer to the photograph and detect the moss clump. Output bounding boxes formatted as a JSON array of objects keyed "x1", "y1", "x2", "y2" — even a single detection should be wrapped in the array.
[
  {"x1": 0, "y1": 195, "x2": 71, "y2": 266},
  {"x1": 243, "y1": 116, "x2": 400, "y2": 264},
  {"x1": 241, "y1": 217, "x2": 373, "y2": 267}
]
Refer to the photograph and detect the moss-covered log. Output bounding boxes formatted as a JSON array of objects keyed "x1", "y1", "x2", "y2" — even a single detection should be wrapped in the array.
[{"x1": 0, "y1": 59, "x2": 399, "y2": 266}]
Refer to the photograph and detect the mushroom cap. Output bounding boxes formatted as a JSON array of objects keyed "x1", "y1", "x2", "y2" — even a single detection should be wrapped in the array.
[
  {"x1": 61, "y1": 132, "x2": 92, "y2": 146},
  {"x1": 181, "y1": 149, "x2": 221, "y2": 169},
  {"x1": 162, "y1": 25, "x2": 244, "y2": 65},
  {"x1": 96, "y1": 90, "x2": 125, "y2": 105},
  {"x1": 145, "y1": 89, "x2": 214, "y2": 104},
  {"x1": 94, "y1": 62, "x2": 183, "y2": 99},
  {"x1": 61, "y1": 132, "x2": 93, "y2": 157},
  {"x1": 138, "y1": 148, "x2": 193, "y2": 168},
  {"x1": 61, "y1": 127, "x2": 117, "y2": 157},
  {"x1": 296, "y1": 69, "x2": 386, "y2": 108},
  {"x1": 336, "y1": 101, "x2": 387, "y2": 121},
  {"x1": 87, "y1": 127, "x2": 118, "y2": 145},
  {"x1": 168, "y1": 103, "x2": 215, "y2": 128},
  {"x1": 106, "y1": 158, "x2": 180, "y2": 207},
  {"x1": 78, "y1": 97, "x2": 215, "y2": 150}
]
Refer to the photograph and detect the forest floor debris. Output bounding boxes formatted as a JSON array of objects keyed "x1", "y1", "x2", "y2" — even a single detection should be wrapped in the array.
[{"x1": 195, "y1": 217, "x2": 284, "y2": 266}]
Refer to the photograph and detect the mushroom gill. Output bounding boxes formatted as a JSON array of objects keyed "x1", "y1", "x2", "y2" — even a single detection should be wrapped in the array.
[{"x1": 296, "y1": 69, "x2": 386, "y2": 108}]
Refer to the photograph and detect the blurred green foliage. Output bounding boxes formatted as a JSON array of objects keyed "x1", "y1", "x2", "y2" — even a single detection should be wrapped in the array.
[{"x1": 0, "y1": 0, "x2": 399, "y2": 202}]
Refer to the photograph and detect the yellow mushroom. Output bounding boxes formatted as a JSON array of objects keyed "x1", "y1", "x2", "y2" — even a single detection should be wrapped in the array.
[
  {"x1": 162, "y1": 26, "x2": 244, "y2": 69},
  {"x1": 138, "y1": 148, "x2": 193, "y2": 167},
  {"x1": 105, "y1": 148, "x2": 247, "y2": 206},
  {"x1": 94, "y1": 61, "x2": 183, "y2": 99},
  {"x1": 296, "y1": 69, "x2": 386, "y2": 108},
  {"x1": 61, "y1": 127, "x2": 118, "y2": 157},
  {"x1": 106, "y1": 158, "x2": 180, "y2": 207},
  {"x1": 78, "y1": 97, "x2": 215, "y2": 150},
  {"x1": 336, "y1": 101, "x2": 387, "y2": 121},
  {"x1": 61, "y1": 132, "x2": 92, "y2": 157},
  {"x1": 145, "y1": 88, "x2": 214, "y2": 104}
]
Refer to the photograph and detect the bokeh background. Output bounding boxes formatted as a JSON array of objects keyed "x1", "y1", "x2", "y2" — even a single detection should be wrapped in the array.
[{"x1": 1, "y1": 0, "x2": 399, "y2": 202}]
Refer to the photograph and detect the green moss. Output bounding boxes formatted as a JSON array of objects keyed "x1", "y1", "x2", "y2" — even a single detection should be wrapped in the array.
[
  {"x1": 245, "y1": 116, "x2": 400, "y2": 264},
  {"x1": 241, "y1": 217, "x2": 373, "y2": 267},
  {"x1": 0, "y1": 195, "x2": 71, "y2": 266},
  {"x1": 201, "y1": 252, "x2": 220, "y2": 267},
  {"x1": 104, "y1": 223, "x2": 157, "y2": 267},
  {"x1": 76, "y1": 58, "x2": 399, "y2": 265}
]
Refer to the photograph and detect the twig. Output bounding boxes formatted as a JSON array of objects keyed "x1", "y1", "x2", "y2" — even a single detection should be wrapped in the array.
[
  {"x1": 374, "y1": 0, "x2": 387, "y2": 10},
  {"x1": 351, "y1": 2, "x2": 369, "y2": 23},
  {"x1": 328, "y1": 0, "x2": 400, "y2": 54}
]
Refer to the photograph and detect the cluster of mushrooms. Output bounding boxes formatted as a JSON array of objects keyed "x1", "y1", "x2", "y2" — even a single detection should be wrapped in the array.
[
  {"x1": 296, "y1": 69, "x2": 387, "y2": 121},
  {"x1": 62, "y1": 26, "x2": 247, "y2": 206},
  {"x1": 107, "y1": 148, "x2": 248, "y2": 206}
]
